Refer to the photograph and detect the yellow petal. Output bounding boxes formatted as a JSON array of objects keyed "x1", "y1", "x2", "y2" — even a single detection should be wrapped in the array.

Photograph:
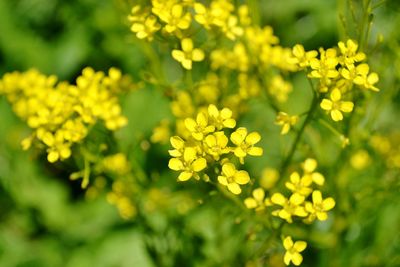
[
  {"x1": 192, "y1": 49, "x2": 205, "y2": 62},
  {"x1": 331, "y1": 109, "x2": 343, "y2": 121},
  {"x1": 330, "y1": 89, "x2": 341, "y2": 101},
  {"x1": 234, "y1": 170, "x2": 250, "y2": 185},
  {"x1": 170, "y1": 136, "x2": 184, "y2": 149},
  {"x1": 172, "y1": 50, "x2": 185, "y2": 62},
  {"x1": 218, "y1": 175, "x2": 228, "y2": 185},
  {"x1": 322, "y1": 197, "x2": 335, "y2": 210},
  {"x1": 320, "y1": 99, "x2": 333, "y2": 110},
  {"x1": 182, "y1": 59, "x2": 192, "y2": 70},
  {"x1": 245, "y1": 132, "x2": 261, "y2": 144},
  {"x1": 271, "y1": 193, "x2": 286, "y2": 206},
  {"x1": 222, "y1": 163, "x2": 236, "y2": 177},
  {"x1": 367, "y1": 73, "x2": 379, "y2": 84},
  {"x1": 47, "y1": 151, "x2": 59, "y2": 163},
  {"x1": 290, "y1": 172, "x2": 301, "y2": 183},
  {"x1": 316, "y1": 211, "x2": 328, "y2": 221},
  {"x1": 244, "y1": 198, "x2": 258, "y2": 209},
  {"x1": 220, "y1": 108, "x2": 232, "y2": 119},
  {"x1": 284, "y1": 252, "x2": 292, "y2": 265},
  {"x1": 184, "y1": 118, "x2": 197, "y2": 131},
  {"x1": 340, "y1": 101, "x2": 354, "y2": 113},
  {"x1": 312, "y1": 190, "x2": 322, "y2": 204},
  {"x1": 230, "y1": 128, "x2": 247, "y2": 145},
  {"x1": 247, "y1": 147, "x2": 263, "y2": 156},
  {"x1": 208, "y1": 104, "x2": 219, "y2": 117},
  {"x1": 253, "y1": 188, "x2": 265, "y2": 201},
  {"x1": 181, "y1": 38, "x2": 193, "y2": 52},
  {"x1": 183, "y1": 147, "x2": 196, "y2": 163},
  {"x1": 234, "y1": 147, "x2": 247, "y2": 158},
  {"x1": 290, "y1": 193, "x2": 305, "y2": 205},
  {"x1": 227, "y1": 183, "x2": 241, "y2": 194},
  {"x1": 223, "y1": 118, "x2": 236, "y2": 128},
  {"x1": 192, "y1": 158, "x2": 207, "y2": 172},
  {"x1": 168, "y1": 158, "x2": 183, "y2": 171},
  {"x1": 178, "y1": 171, "x2": 192, "y2": 181},
  {"x1": 303, "y1": 158, "x2": 317, "y2": 172},
  {"x1": 283, "y1": 236, "x2": 293, "y2": 250},
  {"x1": 291, "y1": 252, "x2": 303, "y2": 266},
  {"x1": 311, "y1": 172, "x2": 325, "y2": 185},
  {"x1": 293, "y1": 241, "x2": 307, "y2": 252}
]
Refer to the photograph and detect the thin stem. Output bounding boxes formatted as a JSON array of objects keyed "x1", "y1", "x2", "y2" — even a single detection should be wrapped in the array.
[{"x1": 279, "y1": 89, "x2": 319, "y2": 178}]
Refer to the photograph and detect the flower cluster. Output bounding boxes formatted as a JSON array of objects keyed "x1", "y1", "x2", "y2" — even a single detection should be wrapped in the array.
[
  {"x1": 0, "y1": 67, "x2": 134, "y2": 162},
  {"x1": 269, "y1": 158, "x2": 334, "y2": 223},
  {"x1": 168, "y1": 104, "x2": 263, "y2": 194},
  {"x1": 291, "y1": 40, "x2": 379, "y2": 122}
]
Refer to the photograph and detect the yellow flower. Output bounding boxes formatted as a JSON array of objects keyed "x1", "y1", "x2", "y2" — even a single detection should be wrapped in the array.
[
  {"x1": 271, "y1": 193, "x2": 307, "y2": 223},
  {"x1": 268, "y1": 75, "x2": 293, "y2": 103},
  {"x1": 168, "y1": 147, "x2": 207, "y2": 181},
  {"x1": 203, "y1": 131, "x2": 230, "y2": 160},
  {"x1": 352, "y1": 64, "x2": 379, "y2": 91},
  {"x1": 275, "y1": 112, "x2": 299, "y2": 135},
  {"x1": 230, "y1": 127, "x2": 263, "y2": 163},
  {"x1": 338, "y1": 39, "x2": 366, "y2": 66},
  {"x1": 320, "y1": 88, "x2": 354, "y2": 121},
  {"x1": 305, "y1": 190, "x2": 335, "y2": 221},
  {"x1": 285, "y1": 172, "x2": 313, "y2": 196},
  {"x1": 283, "y1": 236, "x2": 307, "y2": 266},
  {"x1": 184, "y1": 111, "x2": 215, "y2": 140},
  {"x1": 129, "y1": 6, "x2": 161, "y2": 41},
  {"x1": 157, "y1": 4, "x2": 191, "y2": 33},
  {"x1": 290, "y1": 44, "x2": 318, "y2": 68},
  {"x1": 218, "y1": 162, "x2": 250, "y2": 194},
  {"x1": 172, "y1": 38, "x2": 205, "y2": 70},
  {"x1": 244, "y1": 188, "x2": 267, "y2": 211},
  {"x1": 207, "y1": 104, "x2": 236, "y2": 130}
]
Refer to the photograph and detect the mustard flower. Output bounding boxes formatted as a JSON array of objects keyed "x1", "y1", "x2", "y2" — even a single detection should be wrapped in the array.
[
  {"x1": 157, "y1": 4, "x2": 191, "y2": 33},
  {"x1": 203, "y1": 131, "x2": 230, "y2": 160},
  {"x1": 271, "y1": 193, "x2": 307, "y2": 223},
  {"x1": 184, "y1": 111, "x2": 215, "y2": 140},
  {"x1": 320, "y1": 88, "x2": 354, "y2": 121},
  {"x1": 338, "y1": 39, "x2": 366, "y2": 66},
  {"x1": 172, "y1": 38, "x2": 205, "y2": 70},
  {"x1": 290, "y1": 44, "x2": 318, "y2": 68},
  {"x1": 129, "y1": 7, "x2": 161, "y2": 41},
  {"x1": 230, "y1": 127, "x2": 263, "y2": 163},
  {"x1": 244, "y1": 188, "x2": 267, "y2": 211},
  {"x1": 305, "y1": 190, "x2": 335, "y2": 221},
  {"x1": 207, "y1": 104, "x2": 236, "y2": 130},
  {"x1": 168, "y1": 147, "x2": 207, "y2": 181},
  {"x1": 217, "y1": 163, "x2": 250, "y2": 194},
  {"x1": 275, "y1": 112, "x2": 299, "y2": 135},
  {"x1": 283, "y1": 236, "x2": 307, "y2": 266},
  {"x1": 285, "y1": 172, "x2": 313, "y2": 197}
]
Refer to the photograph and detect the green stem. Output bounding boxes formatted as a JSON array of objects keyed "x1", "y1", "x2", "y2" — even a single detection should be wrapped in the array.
[{"x1": 279, "y1": 92, "x2": 319, "y2": 178}]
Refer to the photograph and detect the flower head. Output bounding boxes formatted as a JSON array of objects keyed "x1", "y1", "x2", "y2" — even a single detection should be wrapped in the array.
[
  {"x1": 172, "y1": 38, "x2": 205, "y2": 70},
  {"x1": 283, "y1": 236, "x2": 307, "y2": 266},
  {"x1": 218, "y1": 162, "x2": 250, "y2": 194}
]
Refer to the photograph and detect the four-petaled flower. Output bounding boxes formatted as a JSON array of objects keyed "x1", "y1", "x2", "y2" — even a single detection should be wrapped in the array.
[
  {"x1": 172, "y1": 38, "x2": 205, "y2": 70},
  {"x1": 168, "y1": 147, "x2": 207, "y2": 181},
  {"x1": 184, "y1": 111, "x2": 215, "y2": 140},
  {"x1": 320, "y1": 88, "x2": 354, "y2": 121},
  {"x1": 230, "y1": 127, "x2": 263, "y2": 163},
  {"x1": 218, "y1": 163, "x2": 250, "y2": 194},
  {"x1": 271, "y1": 193, "x2": 307, "y2": 223},
  {"x1": 208, "y1": 104, "x2": 236, "y2": 130},
  {"x1": 283, "y1": 236, "x2": 307, "y2": 266},
  {"x1": 305, "y1": 190, "x2": 335, "y2": 221}
]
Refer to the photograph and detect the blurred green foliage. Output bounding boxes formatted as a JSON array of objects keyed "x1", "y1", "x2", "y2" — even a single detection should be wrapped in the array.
[{"x1": 0, "y1": 0, "x2": 399, "y2": 267}]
